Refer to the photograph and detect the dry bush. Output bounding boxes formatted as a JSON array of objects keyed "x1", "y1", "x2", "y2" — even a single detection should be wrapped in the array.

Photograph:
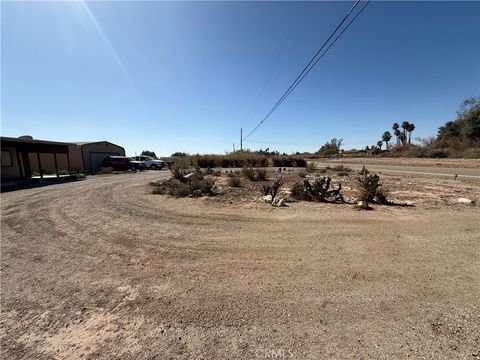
[
  {"x1": 256, "y1": 168, "x2": 267, "y2": 181},
  {"x1": 305, "y1": 162, "x2": 317, "y2": 173},
  {"x1": 195, "y1": 154, "x2": 268, "y2": 168},
  {"x1": 300, "y1": 177, "x2": 344, "y2": 203},
  {"x1": 272, "y1": 156, "x2": 307, "y2": 167},
  {"x1": 228, "y1": 176, "x2": 242, "y2": 187},
  {"x1": 375, "y1": 187, "x2": 390, "y2": 205},
  {"x1": 298, "y1": 170, "x2": 307, "y2": 178},
  {"x1": 290, "y1": 182, "x2": 307, "y2": 200},
  {"x1": 355, "y1": 166, "x2": 381, "y2": 202},
  {"x1": 170, "y1": 164, "x2": 188, "y2": 179},
  {"x1": 243, "y1": 166, "x2": 256, "y2": 181},
  {"x1": 227, "y1": 170, "x2": 241, "y2": 177},
  {"x1": 262, "y1": 177, "x2": 285, "y2": 198},
  {"x1": 330, "y1": 164, "x2": 351, "y2": 173}
]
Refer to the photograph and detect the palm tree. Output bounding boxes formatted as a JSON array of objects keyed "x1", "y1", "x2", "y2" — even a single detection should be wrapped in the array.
[
  {"x1": 407, "y1": 123, "x2": 415, "y2": 144},
  {"x1": 401, "y1": 121, "x2": 410, "y2": 143},
  {"x1": 376, "y1": 140, "x2": 383, "y2": 151},
  {"x1": 382, "y1": 131, "x2": 392, "y2": 151},
  {"x1": 392, "y1": 123, "x2": 400, "y2": 145}
]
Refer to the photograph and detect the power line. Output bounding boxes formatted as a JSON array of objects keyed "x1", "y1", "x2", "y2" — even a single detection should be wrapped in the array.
[{"x1": 242, "y1": 0, "x2": 371, "y2": 141}]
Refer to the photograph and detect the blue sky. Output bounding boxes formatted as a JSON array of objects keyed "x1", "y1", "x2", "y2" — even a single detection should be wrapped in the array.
[{"x1": 2, "y1": 1, "x2": 479, "y2": 156}]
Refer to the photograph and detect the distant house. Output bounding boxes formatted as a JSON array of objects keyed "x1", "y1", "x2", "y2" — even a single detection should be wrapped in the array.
[{"x1": 1, "y1": 136, "x2": 125, "y2": 182}]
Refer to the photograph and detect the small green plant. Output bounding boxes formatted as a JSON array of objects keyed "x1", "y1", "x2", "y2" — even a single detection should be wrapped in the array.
[
  {"x1": 305, "y1": 162, "x2": 317, "y2": 174},
  {"x1": 228, "y1": 176, "x2": 242, "y2": 187},
  {"x1": 298, "y1": 170, "x2": 307, "y2": 178}
]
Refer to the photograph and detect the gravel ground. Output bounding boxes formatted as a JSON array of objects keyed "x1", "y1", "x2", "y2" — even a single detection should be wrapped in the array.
[{"x1": 1, "y1": 171, "x2": 479, "y2": 359}]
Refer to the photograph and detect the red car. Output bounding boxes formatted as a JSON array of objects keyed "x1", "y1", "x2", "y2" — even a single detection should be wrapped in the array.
[{"x1": 102, "y1": 156, "x2": 146, "y2": 171}]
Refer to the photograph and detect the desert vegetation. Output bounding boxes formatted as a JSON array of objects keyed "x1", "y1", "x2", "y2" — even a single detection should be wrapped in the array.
[{"x1": 150, "y1": 161, "x2": 417, "y2": 211}]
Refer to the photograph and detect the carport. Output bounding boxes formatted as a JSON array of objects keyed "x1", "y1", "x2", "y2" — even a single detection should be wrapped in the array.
[{"x1": 1, "y1": 136, "x2": 71, "y2": 180}]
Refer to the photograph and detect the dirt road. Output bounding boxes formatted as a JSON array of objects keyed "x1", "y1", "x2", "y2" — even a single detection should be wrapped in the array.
[
  {"x1": 311, "y1": 160, "x2": 480, "y2": 179},
  {"x1": 1, "y1": 172, "x2": 479, "y2": 359}
]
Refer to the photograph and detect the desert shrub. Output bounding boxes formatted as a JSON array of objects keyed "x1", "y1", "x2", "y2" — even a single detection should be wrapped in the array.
[
  {"x1": 318, "y1": 167, "x2": 327, "y2": 174},
  {"x1": 355, "y1": 166, "x2": 381, "y2": 202},
  {"x1": 195, "y1": 154, "x2": 268, "y2": 168},
  {"x1": 429, "y1": 149, "x2": 449, "y2": 158},
  {"x1": 406, "y1": 146, "x2": 428, "y2": 158},
  {"x1": 243, "y1": 166, "x2": 256, "y2": 181},
  {"x1": 305, "y1": 162, "x2": 317, "y2": 174},
  {"x1": 337, "y1": 171, "x2": 349, "y2": 177},
  {"x1": 290, "y1": 182, "x2": 307, "y2": 200},
  {"x1": 331, "y1": 164, "x2": 351, "y2": 173},
  {"x1": 256, "y1": 168, "x2": 267, "y2": 181},
  {"x1": 262, "y1": 177, "x2": 285, "y2": 198},
  {"x1": 175, "y1": 157, "x2": 191, "y2": 169},
  {"x1": 212, "y1": 169, "x2": 222, "y2": 177},
  {"x1": 227, "y1": 170, "x2": 241, "y2": 177},
  {"x1": 228, "y1": 176, "x2": 242, "y2": 187},
  {"x1": 151, "y1": 186, "x2": 166, "y2": 195},
  {"x1": 98, "y1": 167, "x2": 113, "y2": 174},
  {"x1": 166, "y1": 179, "x2": 191, "y2": 197},
  {"x1": 302, "y1": 177, "x2": 344, "y2": 203},
  {"x1": 170, "y1": 164, "x2": 189, "y2": 179},
  {"x1": 272, "y1": 156, "x2": 306, "y2": 167},
  {"x1": 461, "y1": 148, "x2": 480, "y2": 158},
  {"x1": 298, "y1": 170, "x2": 307, "y2": 178}
]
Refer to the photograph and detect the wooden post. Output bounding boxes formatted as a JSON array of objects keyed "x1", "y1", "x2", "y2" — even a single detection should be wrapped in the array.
[
  {"x1": 66, "y1": 153, "x2": 71, "y2": 175},
  {"x1": 36, "y1": 152, "x2": 43, "y2": 179},
  {"x1": 21, "y1": 152, "x2": 32, "y2": 178},
  {"x1": 16, "y1": 151, "x2": 25, "y2": 179},
  {"x1": 54, "y1": 153, "x2": 59, "y2": 177}
]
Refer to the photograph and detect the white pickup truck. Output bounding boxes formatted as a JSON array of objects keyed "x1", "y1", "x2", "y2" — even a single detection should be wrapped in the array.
[{"x1": 133, "y1": 155, "x2": 166, "y2": 170}]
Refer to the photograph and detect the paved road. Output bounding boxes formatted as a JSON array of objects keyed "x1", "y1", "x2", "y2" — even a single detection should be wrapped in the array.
[{"x1": 314, "y1": 162, "x2": 480, "y2": 179}]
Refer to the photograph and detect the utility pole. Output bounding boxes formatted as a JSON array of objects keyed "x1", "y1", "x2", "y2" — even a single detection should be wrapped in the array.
[
  {"x1": 233, "y1": 143, "x2": 235, "y2": 153},
  {"x1": 240, "y1": 128, "x2": 243, "y2": 152}
]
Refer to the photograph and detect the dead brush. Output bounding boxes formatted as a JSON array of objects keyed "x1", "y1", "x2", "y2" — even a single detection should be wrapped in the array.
[
  {"x1": 256, "y1": 168, "x2": 267, "y2": 181},
  {"x1": 261, "y1": 176, "x2": 285, "y2": 199},
  {"x1": 302, "y1": 177, "x2": 344, "y2": 203},
  {"x1": 355, "y1": 166, "x2": 381, "y2": 203},
  {"x1": 242, "y1": 166, "x2": 256, "y2": 181},
  {"x1": 170, "y1": 164, "x2": 188, "y2": 179}
]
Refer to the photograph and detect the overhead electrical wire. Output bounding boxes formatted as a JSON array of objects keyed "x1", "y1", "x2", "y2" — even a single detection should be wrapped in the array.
[{"x1": 242, "y1": 0, "x2": 371, "y2": 141}]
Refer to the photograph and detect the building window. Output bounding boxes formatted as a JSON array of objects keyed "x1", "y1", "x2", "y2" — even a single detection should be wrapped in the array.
[{"x1": 1, "y1": 150, "x2": 13, "y2": 167}]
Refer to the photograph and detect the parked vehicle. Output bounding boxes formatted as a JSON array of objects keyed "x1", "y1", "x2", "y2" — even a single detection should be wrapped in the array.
[
  {"x1": 133, "y1": 155, "x2": 165, "y2": 170},
  {"x1": 102, "y1": 156, "x2": 145, "y2": 171}
]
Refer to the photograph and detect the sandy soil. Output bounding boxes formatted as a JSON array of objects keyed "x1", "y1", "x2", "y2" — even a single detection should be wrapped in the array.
[
  {"x1": 312, "y1": 157, "x2": 480, "y2": 169},
  {"x1": 1, "y1": 171, "x2": 479, "y2": 359}
]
